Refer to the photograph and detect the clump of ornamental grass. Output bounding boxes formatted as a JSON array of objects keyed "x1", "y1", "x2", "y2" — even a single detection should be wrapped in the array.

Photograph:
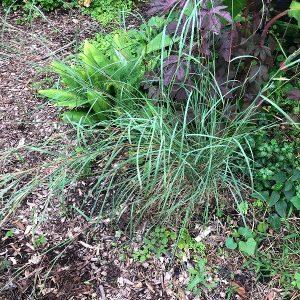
[{"x1": 1, "y1": 0, "x2": 299, "y2": 233}]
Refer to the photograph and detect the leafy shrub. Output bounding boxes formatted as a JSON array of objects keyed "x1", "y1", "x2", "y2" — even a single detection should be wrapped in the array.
[
  {"x1": 82, "y1": 0, "x2": 134, "y2": 26},
  {"x1": 145, "y1": 0, "x2": 300, "y2": 109},
  {"x1": 252, "y1": 130, "x2": 300, "y2": 218},
  {"x1": 1, "y1": 0, "x2": 76, "y2": 12},
  {"x1": 39, "y1": 16, "x2": 171, "y2": 124},
  {"x1": 40, "y1": 41, "x2": 145, "y2": 124},
  {"x1": 1, "y1": 0, "x2": 140, "y2": 26}
]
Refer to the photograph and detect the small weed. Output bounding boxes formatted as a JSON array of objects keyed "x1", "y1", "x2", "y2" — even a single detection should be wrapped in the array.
[
  {"x1": 253, "y1": 133, "x2": 300, "y2": 220},
  {"x1": 292, "y1": 272, "x2": 300, "y2": 289},
  {"x1": 187, "y1": 258, "x2": 217, "y2": 293},
  {"x1": 133, "y1": 227, "x2": 176, "y2": 262},
  {"x1": 5, "y1": 229, "x2": 14, "y2": 238},
  {"x1": 133, "y1": 227, "x2": 206, "y2": 263},
  {"x1": 225, "y1": 227, "x2": 258, "y2": 256},
  {"x1": 34, "y1": 234, "x2": 47, "y2": 247}
]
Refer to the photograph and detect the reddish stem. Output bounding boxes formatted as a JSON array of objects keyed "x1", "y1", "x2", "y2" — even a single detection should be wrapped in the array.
[{"x1": 260, "y1": 9, "x2": 289, "y2": 46}]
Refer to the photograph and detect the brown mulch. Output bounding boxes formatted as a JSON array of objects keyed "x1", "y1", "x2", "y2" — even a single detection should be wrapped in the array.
[{"x1": 0, "y1": 8, "x2": 101, "y2": 152}]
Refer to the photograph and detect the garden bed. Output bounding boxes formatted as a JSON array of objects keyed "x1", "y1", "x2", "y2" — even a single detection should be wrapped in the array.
[{"x1": 0, "y1": 1, "x2": 299, "y2": 300}]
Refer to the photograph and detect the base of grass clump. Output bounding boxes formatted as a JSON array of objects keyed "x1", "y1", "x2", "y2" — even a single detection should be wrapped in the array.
[{"x1": 37, "y1": 88, "x2": 259, "y2": 233}]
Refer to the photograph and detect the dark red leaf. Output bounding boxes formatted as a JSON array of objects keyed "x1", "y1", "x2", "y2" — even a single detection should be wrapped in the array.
[{"x1": 287, "y1": 88, "x2": 300, "y2": 101}]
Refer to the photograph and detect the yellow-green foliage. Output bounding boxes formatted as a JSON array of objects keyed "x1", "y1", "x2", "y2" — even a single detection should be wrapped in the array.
[{"x1": 84, "y1": 0, "x2": 135, "y2": 26}]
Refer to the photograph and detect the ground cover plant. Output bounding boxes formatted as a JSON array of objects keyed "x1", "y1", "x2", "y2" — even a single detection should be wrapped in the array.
[
  {"x1": 1, "y1": 0, "x2": 300, "y2": 299},
  {"x1": 1, "y1": 0, "x2": 141, "y2": 25}
]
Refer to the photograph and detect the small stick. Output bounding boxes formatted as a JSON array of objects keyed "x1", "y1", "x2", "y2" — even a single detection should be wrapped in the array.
[
  {"x1": 260, "y1": 10, "x2": 289, "y2": 46},
  {"x1": 39, "y1": 40, "x2": 76, "y2": 61},
  {"x1": 99, "y1": 285, "x2": 106, "y2": 300}
]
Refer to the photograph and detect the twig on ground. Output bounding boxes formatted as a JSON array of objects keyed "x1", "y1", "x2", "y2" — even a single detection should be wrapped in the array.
[{"x1": 39, "y1": 41, "x2": 76, "y2": 60}]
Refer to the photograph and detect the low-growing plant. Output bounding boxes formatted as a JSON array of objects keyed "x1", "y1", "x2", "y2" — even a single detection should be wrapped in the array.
[
  {"x1": 292, "y1": 272, "x2": 300, "y2": 289},
  {"x1": 133, "y1": 227, "x2": 206, "y2": 262},
  {"x1": 81, "y1": 0, "x2": 135, "y2": 26},
  {"x1": 39, "y1": 17, "x2": 173, "y2": 124},
  {"x1": 39, "y1": 41, "x2": 145, "y2": 124},
  {"x1": 252, "y1": 131, "x2": 300, "y2": 218},
  {"x1": 133, "y1": 227, "x2": 176, "y2": 262},
  {"x1": 2, "y1": 0, "x2": 75, "y2": 11},
  {"x1": 187, "y1": 258, "x2": 214, "y2": 293},
  {"x1": 2, "y1": 0, "x2": 77, "y2": 22},
  {"x1": 225, "y1": 226, "x2": 258, "y2": 256}
]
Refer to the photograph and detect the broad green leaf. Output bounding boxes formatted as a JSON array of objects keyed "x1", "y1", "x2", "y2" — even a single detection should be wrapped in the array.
[
  {"x1": 257, "y1": 222, "x2": 268, "y2": 233},
  {"x1": 284, "y1": 188, "x2": 296, "y2": 200},
  {"x1": 291, "y1": 169, "x2": 300, "y2": 181},
  {"x1": 292, "y1": 273, "x2": 300, "y2": 289},
  {"x1": 223, "y1": 0, "x2": 246, "y2": 18},
  {"x1": 238, "y1": 238, "x2": 257, "y2": 256},
  {"x1": 268, "y1": 214, "x2": 281, "y2": 230},
  {"x1": 271, "y1": 172, "x2": 287, "y2": 183},
  {"x1": 238, "y1": 227, "x2": 253, "y2": 239},
  {"x1": 275, "y1": 200, "x2": 287, "y2": 218},
  {"x1": 225, "y1": 237, "x2": 237, "y2": 250},
  {"x1": 289, "y1": 1, "x2": 300, "y2": 28},
  {"x1": 290, "y1": 196, "x2": 300, "y2": 210},
  {"x1": 146, "y1": 32, "x2": 173, "y2": 54},
  {"x1": 80, "y1": 41, "x2": 109, "y2": 72},
  {"x1": 251, "y1": 191, "x2": 269, "y2": 201},
  {"x1": 61, "y1": 110, "x2": 99, "y2": 125},
  {"x1": 237, "y1": 201, "x2": 249, "y2": 215},
  {"x1": 284, "y1": 180, "x2": 294, "y2": 192},
  {"x1": 39, "y1": 89, "x2": 88, "y2": 108},
  {"x1": 86, "y1": 90, "x2": 110, "y2": 119},
  {"x1": 268, "y1": 191, "x2": 280, "y2": 206},
  {"x1": 52, "y1": 61, "x2": 84, "y2": 90}
]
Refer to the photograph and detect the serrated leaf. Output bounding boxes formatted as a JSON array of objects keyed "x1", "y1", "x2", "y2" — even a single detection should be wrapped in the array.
[
  {"x1": 199, "y1": 5, "x2": 232, "y2": 35},
  {"x1": 257, "y1": 222, "x2": 268, "y2": 233},
  {"x1": 237, "y1": 201, "x2": 249, "y2": 215},
  {"x1": 225, "y1": 237, "x2": 237, "y2": 250},
  {"x1": 238, "y1": 238, "x2": 257, "y2": 256},
  {"x1": 290, "y1": 196, "x2": 300, "y2": 210},
  {"x1": 275, "y1": 200, "x2": 287, "y2": 218}
]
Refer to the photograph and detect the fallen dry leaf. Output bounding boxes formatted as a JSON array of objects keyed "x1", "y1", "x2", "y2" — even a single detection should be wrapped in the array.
[
  {"x1": 177, "y1": 287, "x2": 187, "y2": 300},
  {"x1": 12, "y1": 220, "x2": 25, "y2": 231},
  {"x1": 83, "y1": 0, "x2": 92, "y2": 7},
  {"x1": 145, "y1": 281, "x2": 155, "y2": 293},
  {"x1": 232, "y1": 281, "x2": 246, "y2": 299},
  {"x1": 265, "y1": 290, "x2": 277, "y2": 300}
]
